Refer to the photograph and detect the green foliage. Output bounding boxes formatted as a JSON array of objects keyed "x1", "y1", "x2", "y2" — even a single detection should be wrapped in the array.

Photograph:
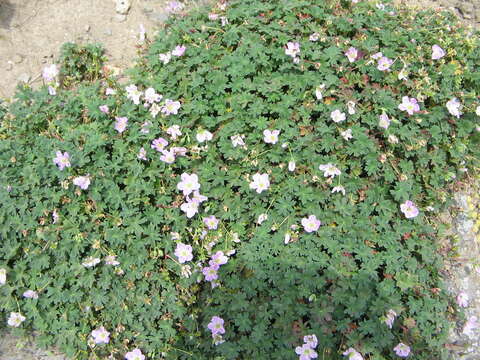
[
  {"x1": 59, "y1": 42, "x2": 106, "y2": 86},
  {"x1": 1, "y1": 0, "x2": 480, "y2": 359}
]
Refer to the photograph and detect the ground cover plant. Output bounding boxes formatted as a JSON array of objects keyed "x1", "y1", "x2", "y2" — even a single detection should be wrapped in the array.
[{"x1": 1, "y1": 0, "x2": 480, "y2": 359}]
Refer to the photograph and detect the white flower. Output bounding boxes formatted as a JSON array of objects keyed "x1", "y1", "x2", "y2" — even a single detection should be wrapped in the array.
[
  {"x1": 177, "y1": 173, "x2": 201, "y2": 196},
  {"x1": 288, "y1": 161, "x2": 296, "y2": 172},
  {"x1": 150, "y1": 103, "x2": 162, "y2": 118},
  {"x1": 249, "y1": 173, "x2": 270, "y2": 193},
  {"x1": 104, "y1": 255, "x2": 120, "y2": 266},
  {"x1": 378, "y1": 113, "x2": 391, "y2": 129},
  {"x1": 343, "y1": 348, "x2": 364, "y2": 360},
  {"x1": 476, "y1": 105, "x2": 480, "y2": 116},
  {"x1": 332, "y1": 185, "x2": 346, "y2": 195},
  {"x1": 42, "y1": 64, "x2": 59, "y2": 82},
  {"x1": 388, "y1": 134, "x2": 399, "y2": 144},
  {"x1": 161, "y1": 99, "x2": 181, "y2": 115},
  {"x1": 0, "y1": 268, "x2": 6, "y2": 285},
  {"x1": 285, "y1": 42, "x2": 300, "y2": 58},
  {"x1": 180, "y1": 201, "x2": 199, "y2": 218},
  {"x1": 331, "y1": 109, "x2": 346, "y2": 123},
  {"x1": 160, "y1": 150, "x2": 176, "y2": 164},
  {"x1": 232, "y1": 232, "x2": 241, "y2": 243},
  {"x1": 159, "y1": 52, "x2": 172, "y2": 64},
  {"x1": 309, "y1": 32, "x2": 320, "y2": 42},
  {"x1": 347, "y1": 101, "x2": 356, "y2": 115},
  {"x1": 7, "y1": 312, "x2": 26, "y2": 327},
  {"x1": 196, "y1": 129, "x2": 213, "y2": 143},
  {"x1": 231, "y1": 134, "x2": 245, "y2": 147},
  {"x1": 82, "y1": 257, "x2": 101, "y2": 268},
  {"x1": 315, "y1": 84, "x2": 325, "y2": 100},
  {"x1": 463, "y1": 316, "x2": 478, "y2": 336},
  {"x1": 319, "y1": 163, "x2": 341, "y2": 178},
  {"x1": 398, "y1": 68, "x2": 408, "y2": 80},
  {"x1": 144, "y1": 88, "x2": 162, "y2": 103},
  {"x1": 431, "y1": 44, "x2": 446, "y2": 60},
  {"x1": 257, "y1": 213, "x2": 268, "y2": 224},
  {"x1": 181, "y1": 265, "x2": 192, "y2": 278},
  {"x1": 73, "y1": 175, "x2": 91, "y2": 190},
  {"x1": 263, "y1": 129, "x2": 280, "y2": 144},
  {"x1": 167, "y1": 125, "x2": 182, "y2": 140},
  {"x1": 457, "y1": 292, "x2": 469, "y2": 307},
  {"x1": 125, "y1": 84, "x2": 142, "y2": 105},
  {"x1": 446, "y1": 98, "x2": 462, "y2": 118},
  {"x1": 23, "y1": 290, "x2": 39, "y2": 299},
  {"x1": 341, "y1": 128, "x2": 353, "y2": 141}
]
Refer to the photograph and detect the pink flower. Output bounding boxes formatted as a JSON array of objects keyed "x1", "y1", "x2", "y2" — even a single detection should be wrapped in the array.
[
  {"x1": 457, "y1": 292, "x2": 469, "y2": 307},
  {"x1": 23, "y1": 290, "x2": 39, "y2": 299},
  {"x1": 114, "y1": 117, "x2": 128, "y2": 133},
  {"x1": 99, "y1": 105, "x2": 109, "y2": 114},
  {"x1": 446, "y1": 98, "x2": 462, "y2": 118},
  {"x1": 91, "y1": 326, "x2": 110, "y2": 344},
  {"x1": 209, "y1": 13, "x2": 219, "y2": 20},
  {"x1": 73, "y1": 175, "x2": 91, "y2": 190},
  {"x1": 377, "y1": 56, "x2": 393, "y2": 71},
  {"x1": 263, "y1": 129, "x2": 280, "y2": 144},
  {"x1": 160, "y1": 149, "x2": 176, "y2": 164},
  {"x1": 161, "y1": 99, "x2": 181, "y2": 115},
  {"x1": 203, "y1": 266, "x2": 219, "y2": 282},
  {"x1": 343, "y1": 348, "x2": 363, "y2": 360},
  {"x1": 301, "y1": 215, "x2": 321, "y2": 233},
  {"x1": 345, "y1": 47, "x2": 358, "y2": 63},
  {"x1": 172, "y1": 45, "x2": 186, "y2": 57},
  {"x1": 432, "y1": 45, "x2": 445, "y2": 60},
  {"x1": 204, "y1": 215, "x2": 219, "y2": 230},
  {"x1": 379, "y1": 113, "x2": 391, "y2": 129},
  {"x1": 151, "y1": 137, "x2": 169, "y2": 152},
  {"x1": 331, "y1": 109, "x2": 346, "y2": 123},
  {"x1": 177, "y1": 173, "x2": 200, "y2": 196},
  {"x1": 295, "y1": 344, "x2": 318, "y2": 360},
  {"x1": 53, "y1": 151, "x2": 71, "y2": 170},
  {"x1": 166, "y1": 1, "x2": 184, "y2": 13},
  {"x1": 400, "y1": 200, "x2": 419, "y2": 219},
  {"x1": 208, "y1": 316, "x2": 225, "y2": 335},
  {"x1": 125, "y1": 348, "x2": 145, "y2": 360},
  {"x1": 167, "y1": 125, "x2": 182, "y2": 139},
  {"x1": 398, "y1": 96, "x2": 420, "y2": 115},
  {"x1": 172, "y1": 147, "x2": 187, "y2": 156},
  {"x1": 285, "y1": 42, "x2": 300, "y2": 58},
  {"x1": 249, "y1": 173, "x2": 270, "y2": 193},
  {"x1": 174, "y1": 243, "x2": 193, "y2": 263},
  {"x1": 393, "y1": 343, "x2": 411, "y2": 357},
  {"x1": 209, "y1": 251, "x2": 229, "y2": 267},
  {"x1": 371, "y1": 52, "x2": 383, "y2": 60}
]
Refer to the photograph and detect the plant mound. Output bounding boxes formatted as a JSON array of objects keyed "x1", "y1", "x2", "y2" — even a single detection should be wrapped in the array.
[{"x1": 1, "y1": 0, "x2": 480, "y2": 359}]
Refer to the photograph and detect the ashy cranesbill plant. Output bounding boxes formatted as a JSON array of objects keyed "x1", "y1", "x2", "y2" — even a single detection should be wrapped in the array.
[{"x1": 1, "y1": 0, "x2": 479, "y2": 359}]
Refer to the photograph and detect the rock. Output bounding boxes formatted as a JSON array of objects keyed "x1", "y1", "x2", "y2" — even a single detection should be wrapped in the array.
[
  {"x1": 13, "y1": 54, "x2": 23, "y2": 64},
  {"x1": 18, "y1": 73, "x2": 30, "y2": 83},
  {"x1": 114, "y1": 14, "x2": 127, "y2": 22},
  {"x1": 115, "y1": 0, "x2": 131, "y2": 15},
  {"x1": 85, "y1": 24, "x2": 91, "y2": 32}
]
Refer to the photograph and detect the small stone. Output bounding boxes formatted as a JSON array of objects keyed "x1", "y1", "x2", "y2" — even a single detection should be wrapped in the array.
[
  {"x1": 115, "y1": 14, "x2": 127, "y2": 22},
  {"x1": 104, "y1": 29, "x2": 113, "y2": 36},
  {"x1": 13, "y1": 55, "x2": 23, "y2": 64},
  {"x1": 85, "y1": 25, "x2": 91, "y2": 32},
  {"x1": 115, "y1": 0, "x2": 131, "y2": 15},
  {"x1": 18, "y1": 73, "x2": 30, "y2": 83}
]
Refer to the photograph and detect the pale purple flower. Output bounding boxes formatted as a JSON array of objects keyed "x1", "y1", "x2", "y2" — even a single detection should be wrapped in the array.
[
  {"x1": 208, "y1": 316, "x2": 225, "y2": 335},
  {"x1": 150, "y1": 103, "x2": 162, "y2": 118},
  {"x1": 82, "y1": 257, "x2": 100, "y2": 268},
  {"x1": 377, "y1": 56, "x2": 393, "y2": 71},
  {"x1": 73, "y1": 175, "x2": 91, "y2": 190},
  {"x1": 144, "y1": 88, "x2": 162, "y2": 104},
  {"x1": 48, "y1": 86, "x2": 56, "y2": 96},
  {"x1": 398, "y1": 96, "x2": 420, "y2": 115},
  {"x1": 137, "y1": 147, "x2": 147, "y2": 161},
  {"x1": 23, "y1": 290, "x2": 38, "y2": 299},
  {"x1": 172, "y1": 147, "x2": 187, "y2": 156},
  {"x1": 160, "y1": 150, "x2": 176, "y2": 164},
  {"x1": 231, "y1": 134, "x2": 245, "y2": 147},
  {"x1": 91, "y1": 326, "x2": 110, "y2": 344},
  {"x1": 319, "y1": 163, "x2": 341, "y2": 178},
  {"x1": 393, "y1": 343, "x2": 411, "y2": 357},
  {"x1": 301, "y1": 215, "x2": 321, "y2": 233},
  {"x1": 53, "y1": 151, "x2": 71, "y2": 170},
  {"x1": 249, "y1": 173, "x2": 270, "y2": 193},
  {"x1": 125, "y1": 348, "x2": 145, "y2": 360},
  {"x1": 285, "y1": 42, "x2": 300, "y2": 58},
  {"x1": 125, "y1": 84, "x2": 142, "y2": 105},
  {"x1": 151, "y1": 137, "x2": 169, "y2": 152},
  {"x1": 384, "y1": 309, "x2": 397, "y2": 328},
  {"x1": 197, "y1": 129, "x2": 213, "y2": 143},
  {"x1": 7, "y1": 312, "x2": 26, "y2": 327},
  {"x1": 105, "y1": 87, "x2": 116, "y2": 95},
  {"x1": 332, "y1": 185, "x2": 346, "y2": 195},
  {"x1": 343, "y1": 348, "x2": 364, "y2": 360},
  {"x1": 159, "y1": 52, "x2": 172, "y2": 64},
  {"x1": 162, "y1": 99, "x2": 181, "y2": 115},
  {"x1": 167, "y1": 125, "x2": 182, "y2": 139},
  {"x1": 203, "y1": 266, "x2": 219, "y2": 282},
  {"x1": 341, "y1": 129, "x2": 353, "y2": 141},
  {"x1": 42, "y1": 64, "x2": 58, "y2": 82},
  {"x1": 140, "y1": 121, "x2": 151, "y2": 134},
  {"x1": 295, "y1": 344, "x2": 318, "y2": 360},
  {"x1": 345, "y1": 47, "x2": 358, "y2": 63},
  {"x1": 210, "y1": 251, "x2": 229, "y2": 267},
  {"x1": 463, "y1": 315, "x2": 478, "y2": 336},
  {"x1": 457, "y1": 292, "x2": 469, "y2": 307},
  {"x1": 114, "y1": 117, "x2": 128, "y2": 133},
  {"x1": 371, "y1": 52, "x2": 383, "y2": 60},
  {"x1": 204, "y1": 215, "x2": 219, "y2": 230},
  {"x1": 209, "y1": 13, "x2": 219, "y2": 20},
  {"x1": 257, "y1": 213, "x2": 268, "y2": 224},
  {"x1": 0, "y1": 268, "x2": 5, "y2": 285},
  {"x1": 288, "y1": 161, "x2": 296, "y2": 172},
  {"x1": 172, "y1": 45, "x2": 186, "y2": 57},
  {"x1": 177, "y1": 173, "x2": 200, "y2": 196},
  {"x1": 174, "y1": 243, "x2": 193, "y2": 263},
  {"x1": 104, "y1": 255, "x2": 120, "y2": 266},
  {"x1": 432, "y1": 45, "x2": 445, "y2": 60},
  {"x1": 379, "y1": 113, "x2": 391, "y2": 129},
  {"x1": 446, "y1": 98, "x2": 462, "y2": 118},
  {"x1": 166, "y1": 1, "x2": 184, "y2": 13},
  {"x1": 400, "y1": 200, "x2": 419, "y2": 219},
  {"x1": 331, "y1": 109, "x2": 346, "y2": 123},
  {"x1": 309, "y1": 33, "x2": 320, "y2": 42},
  {"x1": 263, "y1": 129, "x2": 280, "y2": 144},
  {"x1": 347, "y1": 101, "x2": 356, "y2": 115},
  {"x1": 220, "y1": 16, "x2": 229, "y2": 26},
  {"x1": 180, "y1": 200, "x2": 199, "y2": 218},
  {"x1": 99, "y1": 105, "x2": 109, "y2": 114},
  {"x1": 303, "y1": 334, "x2": 318, "y2": 349}
]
